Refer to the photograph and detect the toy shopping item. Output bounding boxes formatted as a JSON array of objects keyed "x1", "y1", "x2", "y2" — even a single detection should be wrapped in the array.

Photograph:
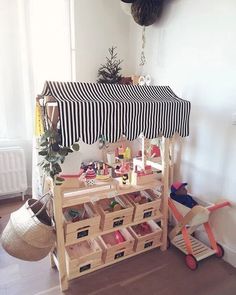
[
  {"x1": 170, "y1": 182, "x2": 198, "y2": 208},
  {"x1": 85, "y1": 165, "x2": 96, "y2": 186},
  {"x1": 168, "y1": 183, "x2": 231, "y2": 270}
]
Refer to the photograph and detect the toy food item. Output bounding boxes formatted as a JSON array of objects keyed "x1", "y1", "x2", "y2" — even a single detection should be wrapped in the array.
[
  {"x1": 130, "y1": 192, "x2": 150, "y2": 204},
  {"x1": 110, "y1": 200, "x2": 122, "y2": 212},
  {"x1": 85, "y1": 166, "x2": 96, "y2": 185},
  {"x1": 67, "y1": 208, "x2": 88, "y2": 222},
  {"x1": 151, "y1": 144, "x2": 160, "y2": 158},
  {"x1": 113, "y1": 203, "x2": 122, "y2": 211},
  {"x1": 68, "y1": 209, "x2": 80, "y2": 222},
  {"x1": 122, "y1": 173, "x2": 129, "y2": 185},
  {"x1": 118, "y1": 145, "x2": 125, "y2": 157},
  {"x1": 85, "y1": 167, "x2": 96, "y2": 179},
  {"x1": 124, "y1": 146, "x2": 131, "y2": 160},
  {"x1": 114, "y1": 231, "x2": 125, "y2": 243},
  {"x1": 134, "y1": 195, "x2": 142, "y2": 203},
  {"x1": 139, "y1": 196, "x2": 147, "y2": 204},
  {"x1": 132, "y1": 222, "x2": 152, "y2": 236}
]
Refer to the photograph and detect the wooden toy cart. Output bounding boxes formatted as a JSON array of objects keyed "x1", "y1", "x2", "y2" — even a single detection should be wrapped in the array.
[
  {"x1": 36, "y1": 81, "x2": 191, "y2": 291},
  {"x1": 168, "y1": 198, "x2": 230, "y2": 270}
]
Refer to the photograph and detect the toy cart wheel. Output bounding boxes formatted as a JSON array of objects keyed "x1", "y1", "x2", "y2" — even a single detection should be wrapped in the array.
[
  {"x1": 215, "y1": 243, "x2": 224, "y2": 258},
  {"x1": 185, "y1": 254, "x2": 198, "y2": 270}
]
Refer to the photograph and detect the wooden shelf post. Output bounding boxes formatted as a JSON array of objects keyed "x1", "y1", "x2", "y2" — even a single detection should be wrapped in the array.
[
  {"x1": 52, "y1": 183, "x2": 68, "y2": 291},
  {"x1": 161, "y1": 137, "x2": 170, "y2": 251}
]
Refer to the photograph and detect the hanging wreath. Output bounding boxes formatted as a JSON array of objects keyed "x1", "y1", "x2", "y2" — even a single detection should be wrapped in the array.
[{"x1": 131, "y1": 0, "x2": 163, "y2": 26}]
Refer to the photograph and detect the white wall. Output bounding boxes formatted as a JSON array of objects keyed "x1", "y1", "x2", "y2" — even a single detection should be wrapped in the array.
[
  {"x1": 74, "y1": 0, "x2": 131, "y2": 82},
  {"x1": 61, "y1": 0, "x2": 131, "y2": 172},
  {"x1": 128, "y1": 0, "x2": 236, "y2": 265}
]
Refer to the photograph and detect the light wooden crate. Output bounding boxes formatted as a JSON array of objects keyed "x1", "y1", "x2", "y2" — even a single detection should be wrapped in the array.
[
  {"x1": 128, "y1": 220, "x2": 162, "y2": 252},
  {"x1": 65, "y1": 239, "x2": 102, "y2": 277},
  {"x1": 126, "y1": 189, "x2": 162, "y2": 222},
  {"x1": 97, "y1": 228, "x2": 135, "y2": 263},
  {"x1": 63, "y1": 202, "x2": 101, "y2": 244},
  {"x1": 131, "y1": 171, "x2": 160, "y2": 186},
  {"x1": 95, "y1": 196, "x2": 133, "y2": 231}
]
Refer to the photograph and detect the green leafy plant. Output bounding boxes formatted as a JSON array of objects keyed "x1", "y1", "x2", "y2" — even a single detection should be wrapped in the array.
[
  {"x1": 38, "y1": 127, "x2": 80, "y2": 185},
  {"x1": 98, "y1": 135, "x2": 109, "y2": 149},
  {"x1": 97, "y1": 46, "x2": 123, "y2": 84}
]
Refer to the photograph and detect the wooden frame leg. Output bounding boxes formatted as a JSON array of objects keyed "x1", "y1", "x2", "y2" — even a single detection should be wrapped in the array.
[
  {"x1": 161, "y1": 137, "x2": 170, "y2": 251},
  {"x1": 52, "y1": 184, "x2": 69, "y2": 291}
]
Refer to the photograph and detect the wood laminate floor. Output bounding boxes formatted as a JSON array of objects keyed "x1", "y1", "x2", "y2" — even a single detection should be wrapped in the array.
[{"x1": 0, "y1": 198, "x2": 236, "y2": 295}]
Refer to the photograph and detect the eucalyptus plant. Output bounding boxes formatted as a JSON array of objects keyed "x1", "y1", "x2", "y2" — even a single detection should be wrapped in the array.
[{"x1": 38, "y1": 127, "x2": 80, "y2": 185}]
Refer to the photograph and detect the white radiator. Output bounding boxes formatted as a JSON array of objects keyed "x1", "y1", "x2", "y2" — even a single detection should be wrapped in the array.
[{"x1": 0, "y1": 147, "x2": 27, "y2": 199}]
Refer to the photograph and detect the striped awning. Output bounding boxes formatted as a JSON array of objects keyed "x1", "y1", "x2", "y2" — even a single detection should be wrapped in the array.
[{"x1": 41, "y1": 81, "x2": 191, "y2": 147}]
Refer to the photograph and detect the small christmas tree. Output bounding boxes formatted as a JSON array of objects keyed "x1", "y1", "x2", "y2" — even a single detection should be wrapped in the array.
[{"x1": 97, "y1": 46, "x2": 123, "y2": 84}]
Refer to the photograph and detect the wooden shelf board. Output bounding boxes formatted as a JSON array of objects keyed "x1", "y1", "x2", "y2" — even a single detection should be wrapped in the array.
[
  {"x1": 68, "y1": 242, "x2": 162, "y2": 280},
  {"x1": 62, "y1": 180, "x2": 163, "y2": 208},
  {"x1": 65, "y1": 212, "x2": 163, "y2": 246},
  {"x1": 62, "y1": 188, "x2": 115, "y2": 208},
  {"x1": 146, "y1": 159, "x2": 162, "y2": 171},
  {"x1": 114, "y1": 180, "x2": 163, "y2": 195}
]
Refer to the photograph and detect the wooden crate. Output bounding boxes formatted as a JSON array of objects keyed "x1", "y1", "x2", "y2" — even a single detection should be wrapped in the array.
[
  {"x1": 63, "y1": 202, "x2": 101, "y2": 244},
  {"x1": 95, "y1": 196, "x2": 133, "y2": 231},
  {"x1": 65, "y1": 239, "x2": 102, "y2": 277},
  {"x1": 128, "y1": 220, "x2": 162, "y2": 252},
  {"x1": 126, "y1": 189, "x2": 162, "y2": 222},
  {"x1": 131, "y1": 171, "x2": 159, "y2": 186},
  {"x1": 97, "y1": 228, "x2": 135, "y2": 263}
]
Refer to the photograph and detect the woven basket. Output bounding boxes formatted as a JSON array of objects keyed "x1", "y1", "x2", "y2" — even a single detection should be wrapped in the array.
[
  {"x1": 131, "y1": 0, "x2": 163, "y2": 26},
  {"x1": 1, "y1": 198, "x2": 56, "y2": 261}
]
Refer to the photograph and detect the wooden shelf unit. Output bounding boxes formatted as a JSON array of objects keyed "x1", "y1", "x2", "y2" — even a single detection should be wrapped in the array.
[
  {"x1": 36, "y1": 82, "x2": 190, "y2": 292},
  {"x1": 47, "y1": 137, "x2": 170, "y2": 291}
]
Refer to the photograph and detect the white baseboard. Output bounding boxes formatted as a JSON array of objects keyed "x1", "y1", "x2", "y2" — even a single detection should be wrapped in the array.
[{"x1": 0, "y1": 186, "x2": 32, "y2": 200}]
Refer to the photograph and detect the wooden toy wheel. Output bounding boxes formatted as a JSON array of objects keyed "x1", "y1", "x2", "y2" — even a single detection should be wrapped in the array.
[
  {"x1": 185, "y1": 254, "x2": 198, "y2": 270},
  {"x1": 215, "y1": 243, "x2": 224, "y2": 258}
]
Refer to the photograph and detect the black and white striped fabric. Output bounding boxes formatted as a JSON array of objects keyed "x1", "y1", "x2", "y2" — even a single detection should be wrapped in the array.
[{"x1": 41, "y1": 81, "x2": 191, "y2": 147}]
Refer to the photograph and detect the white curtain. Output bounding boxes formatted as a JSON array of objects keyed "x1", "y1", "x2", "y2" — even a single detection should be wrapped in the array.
[
  {"x1": 0, "y1": 0, "x2": 73, "y2": 193},
  {"x1": 0, "y1": 0, "x2": 73, "y2": 141}
]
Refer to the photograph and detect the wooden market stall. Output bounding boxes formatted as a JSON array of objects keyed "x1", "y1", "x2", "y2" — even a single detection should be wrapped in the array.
[{"x1": 37, "y1": 81, "x2": 191, "y2": 291}]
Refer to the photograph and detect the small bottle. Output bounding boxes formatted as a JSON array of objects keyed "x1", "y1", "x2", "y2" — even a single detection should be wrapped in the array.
[
  {"x1": 118, "y1": 145, "x2": 125, "y2": 157},
  {"x1": 124, "y1": 147, "x2": 131, "y2": 160}
]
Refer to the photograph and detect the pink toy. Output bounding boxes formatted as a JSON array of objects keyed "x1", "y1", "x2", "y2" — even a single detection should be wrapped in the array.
[
  {"x1": 85, "y1": 166, "x2": 96, "y2": 185},
  {"x1": 151, "y1": 145, "x2": 160, "y2": 158},
  {"x1": 114, "y1": 231, "x2": 125, "y2": 243}
]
